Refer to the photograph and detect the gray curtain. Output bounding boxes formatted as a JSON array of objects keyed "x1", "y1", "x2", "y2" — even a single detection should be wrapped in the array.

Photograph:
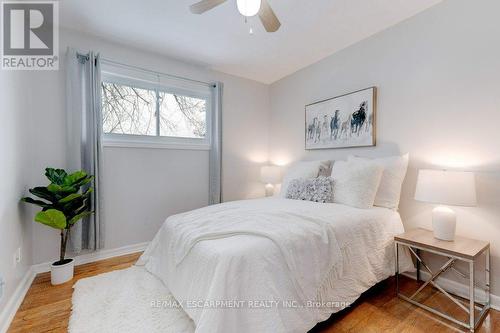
[
  {"x1": 66, "y1": 48, "x2": 103, "y2": 252},
  {"x1": 209, "y1": 82, "x2": 223, "y2": 205}
]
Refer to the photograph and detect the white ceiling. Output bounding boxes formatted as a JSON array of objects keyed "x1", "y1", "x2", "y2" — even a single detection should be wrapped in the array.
[{"x1": 60, "y1": 0, "x2": 442, "y2": 84}]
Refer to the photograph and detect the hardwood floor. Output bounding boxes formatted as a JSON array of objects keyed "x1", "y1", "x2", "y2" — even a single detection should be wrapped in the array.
[
  {"x1": 311, "y1": 277, "x2": 500, "y2": 333},
  {"x1": 8, "y1": 253, "x2": 500, "y2": 332},
  {"x1": 8, "y1": 253, "x2": 142, "y2": 333}
]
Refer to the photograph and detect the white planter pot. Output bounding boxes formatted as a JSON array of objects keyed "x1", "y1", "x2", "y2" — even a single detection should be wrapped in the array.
[{"x1": 51, "y1": 258, "x2": 74, "y2": 285}]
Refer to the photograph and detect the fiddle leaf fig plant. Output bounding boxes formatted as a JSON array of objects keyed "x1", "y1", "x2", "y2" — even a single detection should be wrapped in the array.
[{"x1": 22, "y1": 168, "x2": 94, "y2": 264}]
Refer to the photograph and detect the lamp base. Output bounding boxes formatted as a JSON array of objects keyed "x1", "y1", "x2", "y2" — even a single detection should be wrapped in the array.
[
  {"x1": 432, "y1": 206, "x2": 456, "y2": 241},
  {"x1": 264, "y1": 184, "x2": 274, "y2": 197}
]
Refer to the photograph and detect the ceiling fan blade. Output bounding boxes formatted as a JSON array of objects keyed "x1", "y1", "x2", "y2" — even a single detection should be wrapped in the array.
[
  {"x1": 258, "y1": 0, "x2": 281, "y2": 32},
  {"x1": 190, "y1": 0, "x2": 227, "y2": 14}
]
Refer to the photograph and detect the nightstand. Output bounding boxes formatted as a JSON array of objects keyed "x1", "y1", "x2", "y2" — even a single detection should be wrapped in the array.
[{"x1": 395, "y1": 228, "x2": 490, "y2": 332}]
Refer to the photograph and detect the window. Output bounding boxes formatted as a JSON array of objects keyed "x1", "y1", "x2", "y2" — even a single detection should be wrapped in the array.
[
  {"x1": 158, "y1": 92, "x2": 206, "y2": 139},
  {"x1": 102, "y1": 83, "x2": 157, "y2": 136},
  {"x1": 101, "y1": 68, "x2": 211, "y2": 149}
]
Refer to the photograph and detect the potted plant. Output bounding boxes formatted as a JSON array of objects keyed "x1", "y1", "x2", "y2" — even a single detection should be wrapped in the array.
[{"x1": 22, "y1": 168, "x2": 94, "y2": 285}]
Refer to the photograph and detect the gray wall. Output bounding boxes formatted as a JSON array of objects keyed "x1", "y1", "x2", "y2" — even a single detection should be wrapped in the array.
[
  {"x1": 0, "y1": 72, "x2": 33, "y2": 316},
  {"x1": 26, "y1": 29, "x2": 270, "y2": 264},
  {"x1": 269, "y1": 0, "x2": 500, "y2": 296}
]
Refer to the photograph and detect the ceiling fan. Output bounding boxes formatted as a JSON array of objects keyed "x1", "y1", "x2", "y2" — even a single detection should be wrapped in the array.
[{"x1": 189, "y1": 0, "x2": 281, "y2": 33}]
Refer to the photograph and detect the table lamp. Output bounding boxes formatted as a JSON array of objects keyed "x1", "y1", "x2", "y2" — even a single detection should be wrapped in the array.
[
  {"x1": 415, "y1": 169, "x2": 476, "y2": 241},
  {"x1": 260, "y1": 165, "x2": 281, "y2": 196}
]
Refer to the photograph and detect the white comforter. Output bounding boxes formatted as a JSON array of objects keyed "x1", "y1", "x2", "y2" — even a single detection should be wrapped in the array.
[{"x1": 137, "y1": 198, "x2": 412, "y2": 333}]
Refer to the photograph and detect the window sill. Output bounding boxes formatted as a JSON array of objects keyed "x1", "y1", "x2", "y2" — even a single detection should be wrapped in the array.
[{"x1": 102, "y1": 139, "x2": 210, "y2": 150}]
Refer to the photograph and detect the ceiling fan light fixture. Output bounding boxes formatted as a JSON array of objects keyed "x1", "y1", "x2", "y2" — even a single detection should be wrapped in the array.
[{"x1": 237, "y1": 0, "x2": 261, "y2": 17}]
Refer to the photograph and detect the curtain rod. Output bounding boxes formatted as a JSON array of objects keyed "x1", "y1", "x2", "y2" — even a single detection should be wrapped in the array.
[{"x1": 76, "y1": 52, "x2": 214, "y2": 87}]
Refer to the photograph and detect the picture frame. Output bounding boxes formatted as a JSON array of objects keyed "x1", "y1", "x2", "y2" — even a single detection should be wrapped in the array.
[{"x1": 305, "y1": 87, "x2": 377, "y2": 150}]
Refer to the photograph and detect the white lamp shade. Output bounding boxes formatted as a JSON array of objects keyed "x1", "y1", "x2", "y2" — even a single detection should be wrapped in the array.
[
  {"x1": 261, "y1": 166, "x2": 281, "y2": 184},
  {"x1": 415, "y1": 169, "x2": 476, "y2": 206},
  {"x1": 237, "y1": 0, "x2": 261, "y2": 17}
]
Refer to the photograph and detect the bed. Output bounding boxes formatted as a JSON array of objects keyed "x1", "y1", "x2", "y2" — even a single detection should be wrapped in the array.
[{"x1": 137, "y1": 197, "x2": 413, "y2": 333}]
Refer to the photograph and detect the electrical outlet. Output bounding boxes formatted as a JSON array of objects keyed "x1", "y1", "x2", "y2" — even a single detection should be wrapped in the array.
[
  {"x1": 0, "y1": 276, "x2": 4, "y2": 301},
  {"x1": 16, "y1": 247, "x2": 21, "y2": 264},
  {"x1": 13, "y1": 247, "x2": 21, "y2": 267}
]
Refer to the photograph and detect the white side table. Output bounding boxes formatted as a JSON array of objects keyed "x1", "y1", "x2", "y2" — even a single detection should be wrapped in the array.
[{"x1": 395, "y1": 228, "x2": 490, "y2": 332}]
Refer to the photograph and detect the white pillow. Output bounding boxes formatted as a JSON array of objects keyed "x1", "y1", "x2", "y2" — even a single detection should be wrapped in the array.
[
  {"x1": 280, "y1": 160, "x2": 331, "y2": 197},
  {"x1": 348, "y1": 154, "x2": 409, "y2": 209},
  {"x1": 331, "y1": 160, "x2": 383, "y2": 209}
]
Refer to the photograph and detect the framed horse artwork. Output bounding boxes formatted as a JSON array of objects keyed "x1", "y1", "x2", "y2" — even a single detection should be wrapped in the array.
[{"x1": 305, "y1": 87, "x2": 377, "y2": 150}]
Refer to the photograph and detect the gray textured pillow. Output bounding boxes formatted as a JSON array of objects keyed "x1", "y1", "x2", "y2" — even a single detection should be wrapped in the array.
[{"x1": 285, "y1": 176, "x2": 334, "y2": 203}]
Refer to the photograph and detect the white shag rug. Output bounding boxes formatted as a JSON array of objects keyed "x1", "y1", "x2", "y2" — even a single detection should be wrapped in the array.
[{"x1": 69, "y1": 266, "x2": 195, "y2": 333}]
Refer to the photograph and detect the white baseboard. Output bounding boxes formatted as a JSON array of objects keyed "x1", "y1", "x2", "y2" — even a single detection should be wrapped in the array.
[
  {"x1": 0, "y1": 268, "x2": 36, "y2": 333},
  {"x1": 0, "y1": 242, "x2": 149, "y2": 333},
  {"x1": 32, "y1": 241, "x2": 149, "y2": 274},
  {"x1": 402, "y1": 271, "x2": 500, "y2": 311}
]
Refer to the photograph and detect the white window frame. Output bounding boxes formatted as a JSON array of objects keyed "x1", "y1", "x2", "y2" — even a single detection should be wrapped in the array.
[{"x1": 101, "y1": 71, "x2": 212, "y2": 150}]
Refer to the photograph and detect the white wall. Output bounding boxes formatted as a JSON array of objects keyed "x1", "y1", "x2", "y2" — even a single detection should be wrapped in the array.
[
  {"x1": 0, "y1": 72, "x2": 33, "y2": 315},
  {"x1": 27, "y1": 29, "x2": 270, "y2": 264},
  {"x1": 269, "y1": 0, "x2": 500, "y2": 295}
]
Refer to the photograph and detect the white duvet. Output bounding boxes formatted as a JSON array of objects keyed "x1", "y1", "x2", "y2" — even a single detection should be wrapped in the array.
[{"x1": 137, "y1": 198, "x2": 413, "y2": 333}]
